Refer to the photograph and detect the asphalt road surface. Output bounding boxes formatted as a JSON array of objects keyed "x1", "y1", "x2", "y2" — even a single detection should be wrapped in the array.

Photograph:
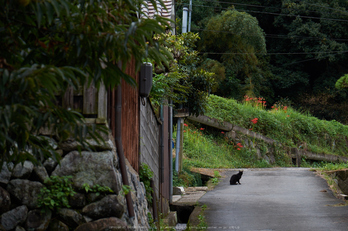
[{"x1": 199, "y1": 168, "x2": 348, "y2": 231}]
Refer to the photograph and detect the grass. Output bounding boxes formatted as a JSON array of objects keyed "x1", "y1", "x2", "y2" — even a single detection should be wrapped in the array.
[
  {"x1": 205, "y1": 95, "x2": 348, "y2": 157},
  {"x1": 176, "y1": 123, "x2": 291, "y2": 169},
  {"x1": 316, "y1": 162, "x2": 348, "y2": 171}
]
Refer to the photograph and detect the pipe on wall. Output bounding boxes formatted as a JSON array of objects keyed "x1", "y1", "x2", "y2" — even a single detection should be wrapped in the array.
[
  {"x1": 115, "y1": 81, "x2": 135, "y2": 218},
  {"x1": 159, "y1": 104, "x2": 164, "y2": 213}
]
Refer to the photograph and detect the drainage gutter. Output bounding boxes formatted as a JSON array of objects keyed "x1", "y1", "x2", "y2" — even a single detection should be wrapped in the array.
[{"x1": 115, "y1": 81, "x2": 135, "y2": 218}]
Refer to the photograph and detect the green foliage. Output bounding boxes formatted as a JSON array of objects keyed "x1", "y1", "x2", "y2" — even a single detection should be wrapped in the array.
[
  {"x1": 211, "y1": 177, "x2": 219, "y2": 185},
  {"x1": 317, "y1": 162, "x2": 348, "y2": 171},
  {"x1": 183, "y1": 0, "x2": 348, "y2": 122},
  {"x1": 0, "y1": 0, "x2": 171, "y2": 169},
  {"x1": 213, "y1": 171, "x2": 221, "y2": 178},
  {"x1": 120, "y1": 185, "x2": 132, "y2": 196},
  {"x1": 180, "y1": 94, "x2": 348, "y2": 170},
  {"x1": 147, "y1": 212, "x2": 157, "y2": 231},
  {"x1": 173, "y1": 161, "x2": 202, "y2": 187},
  {"x1": 139, "y1": 163, "x2": 154, "y2": 203},
  {"x1": 82, "y1": 183, "x2": 113, "y2": 196},
  {"x1": 205, "y1": 95, "x2": 348, "y2": 157},
  {"x1": 200, "y1": 8, "x2": 271, "y2": 98},
  {"x1": 151, "y1": 32, "x2": 217, "y2": 116},
  {"x1": 336, "y1": 74, "x2": 348, "y2": 90},
  {"x1": 38, "y1": 175, "x2": 76, "y2": 212},
  {"x1": 199, "y1": 59, "x2": 226, "y2": 93},
  {"x1": 185, "y1": 204, "x2": 208, "y2": 231},
  {"x1": 0, "y1": 64, "x2": 106, "y2": 169}
]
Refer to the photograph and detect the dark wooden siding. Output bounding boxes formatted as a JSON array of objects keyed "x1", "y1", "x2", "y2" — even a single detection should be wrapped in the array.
[
  {"x1": 122, "y1": 58, "x2": 139, "y2": 172},
  {"x1": 108, "y1": 59, "x2": 139, "y2": 172}
]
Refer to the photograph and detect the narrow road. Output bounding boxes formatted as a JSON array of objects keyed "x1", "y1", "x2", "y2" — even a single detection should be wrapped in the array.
[{"x1": 199, "y1": 168, "x2": 348, "y2": 231}]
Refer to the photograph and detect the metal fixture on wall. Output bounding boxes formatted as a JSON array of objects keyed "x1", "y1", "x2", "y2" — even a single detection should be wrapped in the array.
[{"x1": 139, "y1": 62, "x2": 153, "y2": 105}]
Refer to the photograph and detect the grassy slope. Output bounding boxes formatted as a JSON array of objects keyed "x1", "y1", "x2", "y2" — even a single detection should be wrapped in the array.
[{"x1": 181, "y1": 95, "x2": 348, "y2": 169}]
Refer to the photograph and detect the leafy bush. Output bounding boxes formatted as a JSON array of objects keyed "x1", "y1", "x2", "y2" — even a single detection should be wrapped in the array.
[
  {"x1": 173, "y1": 160, "x2": 202, "y2": 187},
  {"x1": 38, "y1": 175, "x2": 76, "y2": 212},
  {"x1": 82, "y1": 183, "x2": 113, "y2": 196},
  {"x1": 139, "y1": 163, "x2": 154, "y2": 204}
]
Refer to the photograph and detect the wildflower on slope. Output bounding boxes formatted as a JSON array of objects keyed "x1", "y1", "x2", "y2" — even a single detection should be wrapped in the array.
[{"x1": 251, "y1": 118, "x2": 258, "y2": 124}]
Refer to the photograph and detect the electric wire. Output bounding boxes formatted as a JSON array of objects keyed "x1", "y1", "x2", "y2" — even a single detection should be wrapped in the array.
[
  {"x1": 199, "y1": 50, "x2": 348, "y2": 56},
  {"x1": 195, "y1": 0, "x2": 348, "y2": 16},
  {"x1": 192, "y1": 28, "x2": 348, "y2": 42},
  {"x1": 175, "y1": 2, "x2": 348, "y2": 23}
]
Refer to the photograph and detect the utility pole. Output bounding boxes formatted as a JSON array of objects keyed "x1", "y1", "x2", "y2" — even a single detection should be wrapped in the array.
[
  {"x1": 175, "y1": 8, "x2": 188, "y2": 173},
  {"x1": 182, "y1": 6, "x2": 188, "y2": 34},
  {"x1": 188, "y1": 0, "x2": 192, "y2": 32}
]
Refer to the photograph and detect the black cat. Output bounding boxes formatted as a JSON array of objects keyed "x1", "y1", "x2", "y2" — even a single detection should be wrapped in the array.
[{"x1": 230, "y1": 170, "x2": 243, "y2": 185}]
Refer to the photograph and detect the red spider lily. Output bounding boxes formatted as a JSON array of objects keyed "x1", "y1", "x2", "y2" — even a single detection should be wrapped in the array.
[
  {"x1": 237, "y1": 143, "x2": 243, "y2": 148},
  {"x1": 200, "y1": 128, "x2": 205, "y2": 130},
  {"x1": 221, "y1": 131, "x2": 225, "y2": 134},
  {"x1": 184, "y1": 123, "x2": 188, "y2": 127},
  {"x1": 249, "y1": 128, "x2": 253, "y2": 130},
  {"x1": 251, "y1": 118, "x2": 258, "y2": 124},
  {"x1": 237, "y1": 148, "x2": 241, "y2": 150},
  {"x1": 183, "y1": 130, "x2": 186, "y2": 133}
]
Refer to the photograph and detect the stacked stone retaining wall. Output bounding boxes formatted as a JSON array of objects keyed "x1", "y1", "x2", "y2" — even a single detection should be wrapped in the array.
[{"x1": 0, "y1": 133, "x2": 150, "y2": 231}]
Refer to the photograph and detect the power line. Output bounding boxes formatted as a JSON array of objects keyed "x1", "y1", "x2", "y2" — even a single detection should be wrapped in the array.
[
  {"x1": 200, "y1": 50, "x2": 348, "y2": 55},
  {"x1": 176, "y1": 3, "x2": 348, "y2": 23},
  {"x1": 192, "y1": 28, "x2": 348, "y2": 42},
  {"x1": 197, "y1": 0, "x2": 348, "y2": 16}
]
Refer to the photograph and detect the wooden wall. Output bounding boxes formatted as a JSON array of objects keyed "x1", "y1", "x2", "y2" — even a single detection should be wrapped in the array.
[
  {"x1": 107, "y1": 59, "x2": 140, "y2": 172},
  {"x1": 122, "y1": 58, "x2": 139, "y2": 172}
]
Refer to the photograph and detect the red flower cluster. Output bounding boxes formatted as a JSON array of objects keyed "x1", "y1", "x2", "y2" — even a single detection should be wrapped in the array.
[
  {"x1": 244, "y1": 95, "x2": 266, "y2": 108},
  {"x1": 235, "y1": 142, "x2": 243, "y2": 150},
  {"x1": 251, "y1": 118, "x2": 258, "y2": 124},
  {"x1": 271, "y1": 104, "x2": 288, "y2": 113},
  {"x1": 200, "y1": 128, "x2": 205, "y2": 130}
]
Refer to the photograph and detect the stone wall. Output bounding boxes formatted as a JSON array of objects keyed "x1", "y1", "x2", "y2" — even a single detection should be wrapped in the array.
[
  {"x1": 327, "y1": 170, "x2": 348, "y2": 195},
  {"x1": 0, "y1": 133, "x2": 150, "y2": 231}
]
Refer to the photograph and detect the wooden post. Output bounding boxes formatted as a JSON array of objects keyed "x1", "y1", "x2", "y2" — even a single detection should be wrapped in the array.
[
  {"x1": 83, "y1": 82, "x2": 97, "y2": 117},
  {"x1": 291, "y1": 148, "x2": 301, "y2": 167},
  {"x1": 97, "y1": 82, "x2": 107, "y2": 124},
  {"x1": 62, "y1": 86, "x2": 74, "y2": 109}
]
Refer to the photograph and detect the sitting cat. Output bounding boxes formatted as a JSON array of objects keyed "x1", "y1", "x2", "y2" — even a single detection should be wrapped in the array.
[{"x1": 230, "y1": 170, "x2": 243, "y2": 185}]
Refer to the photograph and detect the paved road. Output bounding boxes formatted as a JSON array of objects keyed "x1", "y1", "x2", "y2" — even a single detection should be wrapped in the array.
[{"x1": 199, "y1": 168, "x2": 348, "y2": 231}]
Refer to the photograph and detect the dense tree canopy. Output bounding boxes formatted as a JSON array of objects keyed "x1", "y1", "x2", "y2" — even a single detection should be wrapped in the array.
[
  {"x1": 151, "y1": 32, "x2": 216, "y2": 116},
  {"x1": 0, "y1": 0, "x2": 171, "y2": 168},
  {"x1": 177, "y1": 0, "x2": 348, "y2": 122},
  {"x1": 200, "y1": 8, "x2": 269, "y2": 98}
]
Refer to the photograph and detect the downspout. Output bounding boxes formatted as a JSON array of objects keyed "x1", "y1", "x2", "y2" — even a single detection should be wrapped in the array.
[
  {"x1": 115, "y1": 80, "x2": 135, "y2": 218},
  {"x1": 159, "y1": 104, "x2": 164, "y2": 213}
]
